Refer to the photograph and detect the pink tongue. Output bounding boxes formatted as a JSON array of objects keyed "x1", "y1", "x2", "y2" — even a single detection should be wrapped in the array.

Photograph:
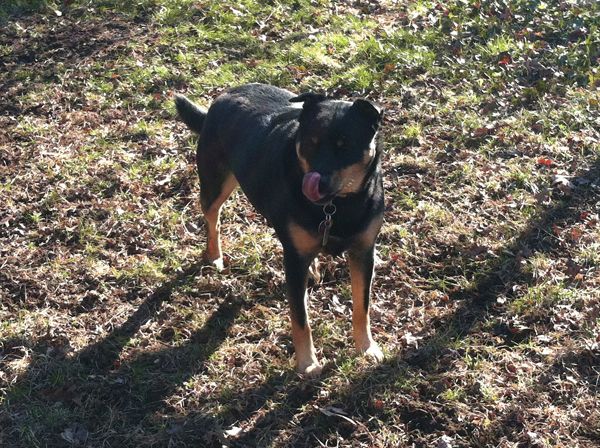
[{"x1": 302, "y1": 171, "x2": 323, "y2": 202}]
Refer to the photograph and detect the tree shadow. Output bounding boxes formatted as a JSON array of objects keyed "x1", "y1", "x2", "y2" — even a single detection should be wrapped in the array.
[
  {"x1": 1, "y1": 261, "x2": 249, "y2": 446},
  {"x1": 3, "y1": 158, "x2": 597, "y2": 446},
  {"x1": 0, "y1": 8, "x2": 149, "y2": 116},
  {"x1": 220, "y1": 156, "x2": 600, "y2": 447}
]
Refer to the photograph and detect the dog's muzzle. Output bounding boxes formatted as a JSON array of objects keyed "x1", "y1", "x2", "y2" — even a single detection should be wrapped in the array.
[
  {"x1": 302, "y1": 171, "x2": 338, "y2": 203},
  {"x1": 302, "y1": 171, "x2": 325, "y2": 203}
]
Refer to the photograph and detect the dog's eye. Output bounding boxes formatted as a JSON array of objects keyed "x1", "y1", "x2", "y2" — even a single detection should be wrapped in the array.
[
  {"x1": 336, "y1": 139, "x2": 345, "y2": 148},
  {"x1": 311, "y1": 137, "x2": 319, "y2": 145}
]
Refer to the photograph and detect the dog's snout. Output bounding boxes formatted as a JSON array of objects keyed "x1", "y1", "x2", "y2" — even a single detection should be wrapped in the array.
[{"x1": 318, "y1": 174, "x2": 333, "y2": 194}]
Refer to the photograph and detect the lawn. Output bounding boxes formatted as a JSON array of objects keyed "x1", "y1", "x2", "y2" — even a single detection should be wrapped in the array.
[{"x1": 1, "y1": 0, "x2": 599, "y2": 446}]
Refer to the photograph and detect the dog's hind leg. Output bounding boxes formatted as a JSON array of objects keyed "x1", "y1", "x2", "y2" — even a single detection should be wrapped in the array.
[
  {"x1": 176, "y1": 94, "x2": 235, "y2": 269},
  {"x1": 197, "y1": 152, "x2": 238, "y2": 270}
]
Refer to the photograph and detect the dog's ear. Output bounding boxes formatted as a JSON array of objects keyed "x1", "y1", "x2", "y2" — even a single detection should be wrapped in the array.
[
  {"x1": 289, "y1": 92, "x2": 326, "y2": 107},
  {"x1": 351, "y1": 98, "x2": 384, "y2": 130}
]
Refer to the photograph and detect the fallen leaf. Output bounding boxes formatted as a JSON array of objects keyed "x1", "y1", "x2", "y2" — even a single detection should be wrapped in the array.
[
  {"x1": 437, "y1": 435, "x2": 454, "y2": 448},
  {"x1": 224, "y1": 426, "x2": 243, "y2": 437},
  {"x1": 537, "y1": 157, "x2": 554, "y2": 167},
  {"x1": 330, "y1": 294, "x2": 346, "y2": 315},
  {"x1": 498, "y1": 52, "x2": 512, "y2": 65},
  {"x1": 319, "y1": 406, "x2": 358, "y2": 426},
  {"x1": 384, "y1": 63, "x2": 395, "y2": 73},
  {"x1": 401, "y1": 332, "x2": 422, "y2": 348},
  {"x1": 570, "y1": 227, "x2": 583, "y2": 241},
  {"x1": 553, "y1": 174, "x2": 574, "y2": 194},
  {"x1": 472, "y1": 127, "x2": 489, "y2": 138}
]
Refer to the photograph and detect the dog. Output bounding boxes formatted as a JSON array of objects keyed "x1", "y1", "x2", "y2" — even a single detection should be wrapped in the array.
[{"x1": 175, "y1": 83, "x2": 384, "y2": 377}]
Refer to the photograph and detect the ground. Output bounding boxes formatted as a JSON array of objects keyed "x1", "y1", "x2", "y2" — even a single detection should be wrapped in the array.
[{"x1": 1, "y1": 0, "x2": 599, "y2": 447}]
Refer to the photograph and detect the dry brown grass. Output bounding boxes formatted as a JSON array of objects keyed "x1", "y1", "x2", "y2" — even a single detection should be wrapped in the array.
[{"x1": 1, "y1": 1, "x2": 599, "y2": 447}]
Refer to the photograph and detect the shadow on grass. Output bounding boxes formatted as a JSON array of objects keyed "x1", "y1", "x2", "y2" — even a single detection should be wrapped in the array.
[
  {"x1": 552, "y1": 347, "x2": 600, "y2": 393},
  {"x1": 77, "y1": 262, "x2": 213, "y2": 370},
  {"x1": 2, "y1": 261, "x2": 246, "y2": 446},
  {"x1": 0, "y1": 7, "x2": 149, "y2": 116},
  {"x1": 3, "y1": 157, "x2": 598, "y2": 446},
  {"x1": 0, "y1": 1, "x2": 49, "y2": 23},
  {"x1": 408, "y1": 157, "x2": 600, "y2": 367},
  {"x1": 219, "y1": 156, "x2": 600, "y2": 447}
]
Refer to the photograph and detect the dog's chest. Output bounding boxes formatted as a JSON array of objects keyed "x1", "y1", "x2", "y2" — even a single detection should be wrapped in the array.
[
  {"x1": 320, "y1": 234, "x2": 349, "y2": 257},
  {"x1": 287, "y1": 219, "x2": 354, "y2": 257}
]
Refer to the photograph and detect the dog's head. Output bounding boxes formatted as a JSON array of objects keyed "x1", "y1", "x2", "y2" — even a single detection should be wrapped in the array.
[{"x1": 290, "y1": 92, "x2": 383, "y2": 204}]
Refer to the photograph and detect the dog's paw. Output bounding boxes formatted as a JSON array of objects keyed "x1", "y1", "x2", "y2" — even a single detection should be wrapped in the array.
[
  {"x1": 211, "y1": 257, "x2": 224, "y2": 271},
  {"x1": 202, "y1": 251, "x2": 224, "y2": 271},
  {"x1": 297, "y1": 360, "x2": 323, "y2": 378},
  {"x1": 358, "y1": 343, "x2": 384, "y2": 364}
]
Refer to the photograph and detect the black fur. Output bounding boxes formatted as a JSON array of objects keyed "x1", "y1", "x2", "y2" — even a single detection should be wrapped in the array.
[
  {"x1": 176, "y1": 83, "x2": 385, "y2": 375},
  {"x1": 174, "y1": 94, "x2": 207, "y2": 134}
]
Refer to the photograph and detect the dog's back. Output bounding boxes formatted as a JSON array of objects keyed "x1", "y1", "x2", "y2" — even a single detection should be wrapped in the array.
[
  {"x1": 207, "y1": 84, "x2": 299, "y2": 146},
  {"x1": 198, "y1": 84, "x2": 303, "y2": 218}
]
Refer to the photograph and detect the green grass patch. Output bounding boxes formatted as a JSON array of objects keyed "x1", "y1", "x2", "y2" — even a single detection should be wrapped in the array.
[{"x1": 1, "y1": 0, "x2": 599, "y2": 446}]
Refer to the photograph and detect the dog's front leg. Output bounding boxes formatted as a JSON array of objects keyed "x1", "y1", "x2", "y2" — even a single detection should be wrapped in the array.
[
  {"x1": 347, "y1": 244, "x2": 384, "y2": 363},
  {"x1": 283, "y1": 248, "x2": 321, "y2": 377}
]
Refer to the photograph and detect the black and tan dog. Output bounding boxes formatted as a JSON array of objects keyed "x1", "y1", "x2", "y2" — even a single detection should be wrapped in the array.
[{"x1": 176, "y1": 83, "x2": 384, "y2": 377}]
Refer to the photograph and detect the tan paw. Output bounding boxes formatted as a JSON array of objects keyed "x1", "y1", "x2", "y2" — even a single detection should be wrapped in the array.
[
  {"x1": 297, "y1": 360, "x2": 323, "y2": 378},
  {"x1": 202, "y1": 251, "x2": 224, "y2": 271},
  {"x1": 211, "y1": 257, "x2": 224, "y2": 271},
  {"x1": 358, "y1": 343, "x2": 384, "y2": 363}
]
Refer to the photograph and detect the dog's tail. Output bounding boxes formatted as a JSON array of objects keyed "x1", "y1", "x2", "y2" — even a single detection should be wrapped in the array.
[{"x1": 175, "y1": 94, "x2": 207, "y2": 134}]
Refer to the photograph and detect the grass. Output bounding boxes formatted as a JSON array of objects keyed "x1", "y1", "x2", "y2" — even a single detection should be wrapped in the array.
[{"x1": 1, "y1": 0, "x2": 600, "y2": 447}]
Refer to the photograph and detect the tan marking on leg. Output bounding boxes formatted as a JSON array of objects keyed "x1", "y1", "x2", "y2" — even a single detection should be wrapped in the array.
[
  {"x1": 347, "y1": 215, "x2": 384, "y2": 362},
  {"x1": 288, "y1": 221, "x2": 320, "y2": 257},
  {"x1": 348, "y1": 258, "x2": 375, "y2": 350},
  {"x1": 203, "y1": 175, "x2": 238, "y2": 268},
  {"x1": 290, "y1": 292, "x2": 322, "y2": 377},
  {"x1": 291, "y1": 320, "x2": 321, "y2": 377}
]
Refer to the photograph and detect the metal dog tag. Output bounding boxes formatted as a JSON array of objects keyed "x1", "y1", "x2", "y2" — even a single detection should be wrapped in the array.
[
  {"x1": 319, "y1": 218, "x2": 332, "y2": 246},
  {"x1": 319, "y1": 201, "x2": 336, "y2": 247}
]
